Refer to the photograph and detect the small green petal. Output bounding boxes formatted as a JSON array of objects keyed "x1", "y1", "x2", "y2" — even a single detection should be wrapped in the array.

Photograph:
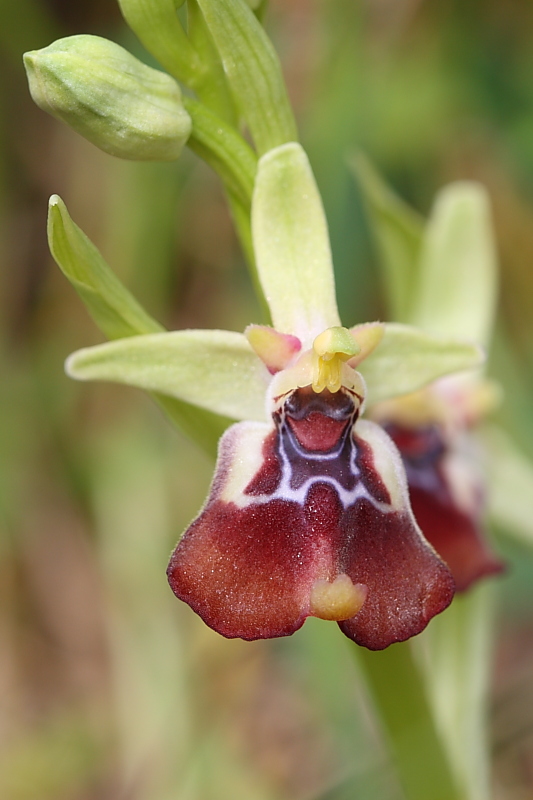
[
  {"x1": 359, "y1": 323, "x2": 484, "y2": 405},
  {"x1": 351, "y1": 154, "x2": 424, "y2": 323},
  {"x1": 252, "y1": 143, "x2": 341, "y2": 341},
  {"x1": 413, "y1": 183, "x2": 497, "y2": 347},
  {"x1": 194, "y1": 0, "x2": 297, "y2": 154},
  {"x1": 66, "y1": 330, "x2": 269, "y2": 422},
  {"x1": 48, "y1": 194, "x2": 163, "y2": 340}
]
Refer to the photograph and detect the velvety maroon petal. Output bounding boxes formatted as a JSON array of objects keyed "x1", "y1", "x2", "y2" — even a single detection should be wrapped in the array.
[
  {"x1": 167, "y1": 422, "x2": 337, "y2": 640},
  {"x1": 337, "y1": 422, "x2": 455, "y2": 650},
  {"x1": 386, "y1": 423, "x2": 504, "y2": 591},
  {"x1": 337, "y1": 499, "x2": 454, "y2": 649}
]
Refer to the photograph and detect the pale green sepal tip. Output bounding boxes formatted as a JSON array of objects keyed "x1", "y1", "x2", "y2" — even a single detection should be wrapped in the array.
[
  {"x1": 413, "y1": 182, "x2": 497, "y2": 347},
  {"x1": 252, "y1": 143, "x2": 341, "y2": 343},
  {"x1": 47, "y1": 194, "x2": 162, "y2": 340},
  {"x1": 65, "y1": 330, "x2": 269, "y2": 422},
  {"x1": 24, "y1": 35, "x2": 191, "y2": 161},
  {"x1": 360, "y1": 323, "x2": 485, "y2": 405}
]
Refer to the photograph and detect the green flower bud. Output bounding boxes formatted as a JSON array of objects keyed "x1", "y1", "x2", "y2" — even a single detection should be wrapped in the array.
[{"x1": 23, "y1": 35, "x2": 192, "y2": 161}]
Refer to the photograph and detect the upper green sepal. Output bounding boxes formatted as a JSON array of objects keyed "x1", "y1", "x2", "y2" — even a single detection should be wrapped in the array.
[
  {"x1": 48, "y1": 194, "x2": 163, "y2": 340},
  {"x1": 24, "y1": 35, "x2": 192, "y2": 161}
]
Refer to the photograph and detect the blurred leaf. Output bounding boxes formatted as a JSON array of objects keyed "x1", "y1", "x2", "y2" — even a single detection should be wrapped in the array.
[
  {"x1": 66, "y1": 329, "x2": 269, "y2": 422},
  {"x1": 194, "y1": 0, "x2": 297, "y2": 153},
  {"x1": 0, "y1": 715, "x2": 105, "y2": 800},
  {"x1": 415, "y1": 584, "x2": 495, "y2": 800},
  {"x1": 252, "y1": 143, "x2": 341, "y2": 340},
  {"x1": 483, "y1": 424, "x2": 533, "y2": 546},
  {"x1": 360, "y1": 323, "x2": 484, "y2": 405},
  {"x1": 351, "y1": 154, "x2": 424, "y2": 323},
  {"x1": 413, "y1": 183, "x2": 497, "y2": 347},
  {"x1": 48, "y1": 194, "x2": 164, "y2": 339}
]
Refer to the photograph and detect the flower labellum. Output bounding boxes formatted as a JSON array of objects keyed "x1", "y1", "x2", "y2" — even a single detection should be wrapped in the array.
[{"x1": 167, "y1": 326, "x2": 455, "y2": 650}]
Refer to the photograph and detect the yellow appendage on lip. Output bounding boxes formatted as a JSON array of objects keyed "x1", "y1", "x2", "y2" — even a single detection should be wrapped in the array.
[
  {"x1": 310, "y1": 574, "x2": 367, "y2": 621},
  {"x1": 312, "y1": 327, "x2": 359, "y2": 393}
]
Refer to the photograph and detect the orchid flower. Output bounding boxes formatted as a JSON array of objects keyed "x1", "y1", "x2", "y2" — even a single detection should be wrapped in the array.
[
  {"x1": 51, "y1": 143, "x2": 484, "y2": 650},
  {"x1": 355, "y1": 157, "x2": 504, "y2": 592}
]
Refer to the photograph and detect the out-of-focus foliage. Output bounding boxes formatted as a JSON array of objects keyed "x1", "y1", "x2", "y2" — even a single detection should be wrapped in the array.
[{"x1": 2, "y1": 1, "x2": 533, "y2": 798}]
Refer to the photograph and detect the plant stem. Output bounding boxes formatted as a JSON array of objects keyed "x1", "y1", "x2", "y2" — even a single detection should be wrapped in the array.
[{"x1": 355, "y1": 640, "x2": 463, "y2": 800}]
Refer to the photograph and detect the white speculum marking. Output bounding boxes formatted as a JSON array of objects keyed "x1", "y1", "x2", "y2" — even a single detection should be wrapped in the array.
[{"x1": 242, "y1": 404, "x2": 395, "y2": 514}]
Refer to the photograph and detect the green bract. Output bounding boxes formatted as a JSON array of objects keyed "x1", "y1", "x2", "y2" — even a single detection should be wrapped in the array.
[
  {"x1": 194, "y1": 0, "x2": 297, "y2": 154},
  {"x1": 24, "y1": 35, "x2": 192, "y2": 161},
  {"x1": 48, "y1": 195, "x2": 163, "y2": 340},
  {"x1": 117, "y1": 0, "x2": 204, "y2": 88}
]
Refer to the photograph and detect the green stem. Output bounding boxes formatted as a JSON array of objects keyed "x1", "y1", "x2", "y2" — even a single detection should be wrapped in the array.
[
  {"x1": 184, "y1": 96, "x2": 257, "y2": 208},
  {"x1": 356, "y1": 641, "x2": 463, "y2": 800}
]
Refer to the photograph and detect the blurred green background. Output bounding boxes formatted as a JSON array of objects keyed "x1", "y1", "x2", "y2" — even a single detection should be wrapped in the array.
[{"x1": 1, "y1": 1, "x2": 533, "y2": 798}]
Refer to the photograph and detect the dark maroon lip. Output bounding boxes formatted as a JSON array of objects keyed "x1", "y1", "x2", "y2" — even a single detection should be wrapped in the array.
[{"x1": 167, "y1": 387, "x2": 455, "y2": 650}]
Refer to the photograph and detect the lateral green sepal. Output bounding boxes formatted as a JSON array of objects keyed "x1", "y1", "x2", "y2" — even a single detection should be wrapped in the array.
[{"x1": 66, "y1": 329, "x2": 270, "y2": 422}]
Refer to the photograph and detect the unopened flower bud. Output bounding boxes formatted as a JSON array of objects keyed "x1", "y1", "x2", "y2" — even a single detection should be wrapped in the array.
[{"x1": 23, "y1": 35, "x2": 192, "y2": 161}]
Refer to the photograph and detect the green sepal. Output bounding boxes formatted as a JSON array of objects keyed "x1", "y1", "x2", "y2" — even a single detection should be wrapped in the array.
[
  {"x1": 252, "y1": 143, "x2": 340, "y2": 341},
  {"x1": 48, "y1": 194, "x2": 163, "y2": 339},
  {"x1": 65, "y1": 330, "x2": 269, "y2": 422},
  {"x1": 193, "y1": 0, "x2": 297, "y2": 154},
  {"x1": 351, "y1": 154, "x2": 424, "y2": 323},
  {"x1": 117, "y1": 0, "x2": 204, "y2": 88},
  {"x1": 25, "y1": 36, "x2": 192, "y2": 161},
  {"x1": 359, "y1": 323, "x2": 484, "y2": 405},
  {"x1": 413, "y1": 183, "x2": 497, "y2": 347}
]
